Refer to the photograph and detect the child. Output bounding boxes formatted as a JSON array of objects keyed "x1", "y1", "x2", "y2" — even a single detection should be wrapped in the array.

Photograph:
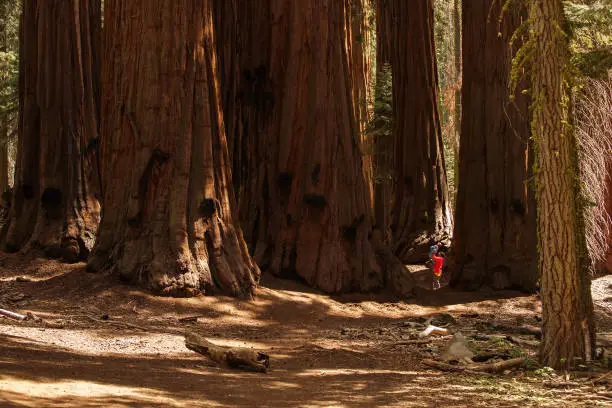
[{"x1": 431, "y1": 251, "x2": 445, "y2": 290}]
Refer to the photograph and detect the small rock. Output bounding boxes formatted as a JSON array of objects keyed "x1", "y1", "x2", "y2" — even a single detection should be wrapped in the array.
[
  {"x1": 15, "y1": 276, "x2": 32, "y2": 283},
  {"x1": 442, "y1": 332, "x2": 475, "y2": 362}
]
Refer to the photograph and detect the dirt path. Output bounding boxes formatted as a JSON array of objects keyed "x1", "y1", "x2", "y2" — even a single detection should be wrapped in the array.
[{"x1": 0, "y1": 255, "x2": 610, "y2": 407}]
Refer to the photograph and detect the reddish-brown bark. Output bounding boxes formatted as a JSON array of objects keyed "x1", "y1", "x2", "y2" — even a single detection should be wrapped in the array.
[
  {"x1": 89, "y1": 0, "x2": 259, "y2": 298},
  {"x1": 218, "y1": 0, "x2": 383, "y2": 293},
  {"x1": 450, "y1": 0, "x2": 538, "y2": 291},
  {"x1": 2, "y1": 0, "x2": 101, "y2": 262},
  {"x1": 389, "y1": 0, "x2": 453, "y2": 262}
]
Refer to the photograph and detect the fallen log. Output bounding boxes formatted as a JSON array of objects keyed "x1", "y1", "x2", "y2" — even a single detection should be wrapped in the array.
[
  {"x1": 471, "y1": 357, "x2": 527, "y2": 373},
  {"x1": 422, "y1": 359, "x2": 491, "y2": 376},
  {"x1": 472, "y1": 352, "x2": 510, "y2": 363},
  {"x1": 423, "y1": 357, "x2": 527, "y2": 374},
  {"x1": 0, "y1": 308, "x2": 26, "y2": 321},
  {"x1": 492, "y1": 323, "x2": 541, "y2": 339},
  {"x1": 185, "y1": 332, "x2": 269, "y2": 373},
  {"x1": 391, "y1": 339, "x2": 432, "y2": 346}
]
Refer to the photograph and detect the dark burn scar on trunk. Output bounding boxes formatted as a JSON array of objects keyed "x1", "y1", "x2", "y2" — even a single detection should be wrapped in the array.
[
  {"x1": 128, "y1": 148, "x2": 170, "y2": 227},
  {"x1": 41, "y1": 188, "x2": 62, "y2": 219},
  {"x1": 277, "y1": 172, "x2": 293, "y2": 197},
  {"x1": 199, "y1": 198, "x2": 219, "y2": 218},
  {"x1": 303, "y1": 194, "x2": 327, "y2": 208}
]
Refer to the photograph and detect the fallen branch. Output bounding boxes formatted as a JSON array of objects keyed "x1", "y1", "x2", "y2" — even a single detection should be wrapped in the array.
[
  {"x1": 505, "y1": 335, "x2": 540, "y2": 348},
  {"x1": 492, "y1": 323, "x2": 541, "y2": 339},
  {"x1": 179, "y1": 315, "x2": 205, "y2": 323},
  {"x1": 593, "y1": 371, "x2": 612, "y2": 385},
  {"x1": 422, "y1": 359, "x2": 491, "y2": 376},
  {"x1": 185, "y1": 332, "x2": 269, "y2": 373},
  {"x1": 472, "y1": 352, "x2": 510, "y2": 363},
  {"x1": 391, "y1": 339, "x2": 432, "y2": 346},
  {"x1": 470, "y1": 357, "x2": 527, "y2": 373},
  {"x1": 0, "y1": 308, "x2": 26, "y2": 321},
  {"x1": 422, "y1": 357, "x2": 527, "y2": 374},
  {"x1": 543, "y1": 381, "x2": 580, "y2": 389}
]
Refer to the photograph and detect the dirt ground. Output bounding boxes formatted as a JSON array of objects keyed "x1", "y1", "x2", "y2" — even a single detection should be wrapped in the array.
[{"x1": 0, "y1": 254, "x2": 611, "y2": 408}]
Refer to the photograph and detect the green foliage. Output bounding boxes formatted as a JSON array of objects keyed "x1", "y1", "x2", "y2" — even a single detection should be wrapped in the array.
[
  {"x1": 365, "y1": 64, "x2": 393, "y2": 184},
  {"x1": 0, "y1": 0, "x2": 20, "y2": 142},
  {"x1": 564, "y1": 0, "x2": 612, "y2": 78},
  {"x1": 433, "y1": 0, "x2": 460, "y2": 206}
]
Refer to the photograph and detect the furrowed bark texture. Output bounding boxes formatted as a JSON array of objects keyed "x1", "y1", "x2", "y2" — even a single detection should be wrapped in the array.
[
  {"x1": 89, "y1": 0, "x2": 259, "y2": 298},
  {"x1": 219, "y1": 0, "x2": 382, "y2": 293},
  {"x1": 389, "y1": 0, "x2": 452, "y2": 262},
  {"x1": 451, "y1": 0, "x2": 538, "y2": 291},
  {"x1": 347, "y1": 0, "x2": 375, "y2": 204},
  {"x1": 3, "y1": 0, "x2": 101, "y2": 262},
  {"x1": 605, "y1": 169, "x2": 612, "y2": 273},
  {"x1": 373, "y1": 0, "x2": 393, "y2": 237},
  {"x1": 530, "y1": 0, "x2": 595, "y2": 369}
]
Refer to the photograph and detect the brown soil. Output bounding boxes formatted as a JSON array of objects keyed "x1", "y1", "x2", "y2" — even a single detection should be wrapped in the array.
[{"x1": 0, "y1": 254, "x2": 610, "y2": 407}]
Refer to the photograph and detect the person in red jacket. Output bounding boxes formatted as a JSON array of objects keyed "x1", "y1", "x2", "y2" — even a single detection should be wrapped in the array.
[{"x1": 431, "y1": 251, "x2": 445, "y2": 290}]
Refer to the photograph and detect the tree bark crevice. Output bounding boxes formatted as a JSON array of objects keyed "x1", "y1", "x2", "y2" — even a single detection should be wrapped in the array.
[{"x1": 89, "y1": 0, "x2": 259, "y2": 298}]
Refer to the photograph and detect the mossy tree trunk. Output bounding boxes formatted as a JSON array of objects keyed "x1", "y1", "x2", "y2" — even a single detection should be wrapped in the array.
[
  {"x1": 389, "y1": 0, "x2": 453, "y2": 262},
  {"x1": 89, "y1": 0, "x2": 259, "y2": 298},
  {"x1": 450, "y1": 0, "x2": 538, "y2": 291},
  {"x1": 3, "y1": 0, "x2": 101, "y2": 262},
  {"x1": 217, "y1": 0, "x2": 383, "y2": 293},
  {"x1": 530, "y1": 0, "x2": 595, "y2": 369}
]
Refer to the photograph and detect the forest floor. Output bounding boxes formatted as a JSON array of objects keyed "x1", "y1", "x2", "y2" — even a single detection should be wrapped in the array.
[{"x1": 0, "y1": 254, "x2": 611, "y2": 408}]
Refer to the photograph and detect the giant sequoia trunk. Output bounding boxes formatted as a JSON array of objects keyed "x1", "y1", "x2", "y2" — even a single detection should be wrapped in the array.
[
  {"x1": 530, "y1": 0, "x2": 595, "y2": 369},
  {"x1": 218, "y1": 0, "x2": 383, "y2": 293},
  {"x1": 450, "y1": 0, "x2": 537, "y2": 291},
  {"x1": 2, "y1": 0, "x2": 101, "y2": 261},
  {"x1": 389, "y1": 0, "x2": 452, "y2": 262},
  {"x1": 89, "y1": 0, "x2": 259, "y2": 298}
]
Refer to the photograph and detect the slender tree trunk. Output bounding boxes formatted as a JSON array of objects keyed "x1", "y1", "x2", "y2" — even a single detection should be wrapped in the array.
[
  {"x1": 373, "y1": 0, "x2": 393, "y2": 239},
  {"x1": 0, "y1": 8, "x2": 9, "y2": 197},
  {"x1": 0, "y1": 141, "x2": 8, "y2": 194},
  {"x1": 605, "y1": 171, "x2": 612, "y2": 272},
  {"x1": 389, "y1": 0, "x2": 452, "y2": 262},
  {"x1": 450, "y1": 0, "x2": 537, "y2": 291},
  {"x1": 89, "y1": 0, "x2": 259, "y2": 298},
  {"x1": 347, "y1": 0, "x2": 375, "y2": 205},
  {"x1": 223, "y1": 0, "x2": 383, "y2": 293},
  {"x1": 452, "y1": 0, "x2": 461, "y2": 159},
  {"x1": 530, "y1": 0, "x2": 595, "y2": 369}
]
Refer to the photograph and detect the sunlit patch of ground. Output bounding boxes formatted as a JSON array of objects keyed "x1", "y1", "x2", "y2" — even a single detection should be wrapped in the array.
[{"x1": 0, "y1": 254, "x2": 610, "y2": 407}]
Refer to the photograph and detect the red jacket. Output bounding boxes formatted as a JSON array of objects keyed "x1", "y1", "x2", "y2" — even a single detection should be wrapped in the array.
[{"x1": 432, "y1": 255, "x2": 444, "y2": 276}]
